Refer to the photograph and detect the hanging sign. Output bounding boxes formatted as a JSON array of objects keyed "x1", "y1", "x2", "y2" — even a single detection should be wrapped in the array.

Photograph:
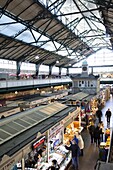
[
  {"x1": 32, "y1": 136, "x2": 46, "y2": 150},
  {"x1": 49, "y1": 123, "x2": 64, "y2": 139}
]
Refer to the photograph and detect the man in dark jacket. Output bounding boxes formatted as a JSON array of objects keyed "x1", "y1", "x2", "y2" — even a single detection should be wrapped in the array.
[
  {"x1": 96, "y1": 109, "x2": 102, "y2": 123},
  {"x1": 105, "y1": 108, "x2": 112, "y2": 123},
  {"x1": 65, "y1": 140, "x2": 80, "y2": 170}
]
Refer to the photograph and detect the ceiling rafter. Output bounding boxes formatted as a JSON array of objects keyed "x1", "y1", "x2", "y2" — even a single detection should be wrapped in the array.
[{"x1": 0, "y1": 0, "x2": 113, "y2": 69}]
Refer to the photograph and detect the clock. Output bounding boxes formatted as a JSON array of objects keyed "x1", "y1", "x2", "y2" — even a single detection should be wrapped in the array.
[{"x1": 82, "y1": 66, "x2": 87, "y2": 71}]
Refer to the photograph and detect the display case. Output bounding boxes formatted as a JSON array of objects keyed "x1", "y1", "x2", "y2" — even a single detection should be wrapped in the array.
[{"x1": 38, "y1": 145, "x2": 71, "y2": 170}]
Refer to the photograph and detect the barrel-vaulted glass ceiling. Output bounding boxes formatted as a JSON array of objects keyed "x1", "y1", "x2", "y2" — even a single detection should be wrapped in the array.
[{"x1": 0, "y1": 0, "x2": 112, "y2": 68}]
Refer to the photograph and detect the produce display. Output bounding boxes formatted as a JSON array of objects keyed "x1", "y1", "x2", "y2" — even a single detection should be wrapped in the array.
[{"x1": 64, "y1": 121, "x2": 83, "y2": 145}]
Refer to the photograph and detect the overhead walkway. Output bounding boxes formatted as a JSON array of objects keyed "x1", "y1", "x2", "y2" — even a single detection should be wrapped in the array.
[{"x1": 0, "y1": 76, "x2": 112, "y2": 94}]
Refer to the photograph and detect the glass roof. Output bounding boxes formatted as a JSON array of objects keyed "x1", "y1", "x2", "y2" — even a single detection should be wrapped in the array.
[{"x1": 0, "y1": 0, "x2": 112, "y2": 67}]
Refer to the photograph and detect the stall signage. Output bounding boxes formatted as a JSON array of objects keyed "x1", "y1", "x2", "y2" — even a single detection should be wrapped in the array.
[
  {"x1": 32, "y1": 136, "x2": 45, "y2": 149},
  {"x1": 49, "y1": 123, "x2": 63, "y2": 139}
]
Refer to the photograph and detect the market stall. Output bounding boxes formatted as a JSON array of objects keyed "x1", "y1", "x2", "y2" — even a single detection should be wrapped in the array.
[
  {"x1": 99, "y1": 128, "x2": 111, "y2": 162},
  {"x1": 0, "y1": 102, "x2": 76, "y2": 170},
  {"x1": 14, "y1": 106, "x2": 81, "y2": 170}
]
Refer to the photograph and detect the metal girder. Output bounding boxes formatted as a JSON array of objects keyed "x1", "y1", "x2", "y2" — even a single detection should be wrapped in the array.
[
  {"x1": 57, "y1": 7, "x2": 100, "y2": 17},
  {"x1": 46, "y1": 0, "x2": 66, "y2": 14},
  {"x1": 0, "y1": 0, "x2": 113, "y2": 69},
  {"x1": 0, "y1": 2, "x2": 81, "y2": 59},
  {"x1": 0, "y1": 1, "x2": 92, "y2": 57}
]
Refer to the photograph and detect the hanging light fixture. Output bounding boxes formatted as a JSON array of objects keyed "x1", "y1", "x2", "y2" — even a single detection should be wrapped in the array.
[
  {"x1": 56, "y1": 60, "x2": 59, "y2": 63},
  {"x1": 35, "y1": 56, "x2": 39, "y2": 59}
]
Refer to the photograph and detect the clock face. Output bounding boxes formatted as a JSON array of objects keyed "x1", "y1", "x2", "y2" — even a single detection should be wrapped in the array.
[{"x1": 82, "y1": 66, "x2": 87, "y2": 71}]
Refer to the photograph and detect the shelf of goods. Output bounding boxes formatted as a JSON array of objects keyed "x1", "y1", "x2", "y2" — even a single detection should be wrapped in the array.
[
  {"x1": 99, "y1": 128, "x2": 111, "y2": 162},
  {"x1": 64, "y1": 121, "x2": 83, "y2": 145},
  {"x1": 36, "y1": 121, "x2": 82, "y2": 170},
  {"x1": 39, "y1": 145, "x2": 71, "y2": 170}
]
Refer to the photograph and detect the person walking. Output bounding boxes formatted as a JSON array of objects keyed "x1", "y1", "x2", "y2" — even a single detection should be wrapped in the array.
[
  {"x1": 105, "y1": 108, "x2": 112, "y2": 123},
  {"x1": 65, "y1": 140, "x2": 80, "y2": 170}
]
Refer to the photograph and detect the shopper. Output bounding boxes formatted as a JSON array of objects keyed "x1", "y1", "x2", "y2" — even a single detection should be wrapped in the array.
[
  {"x1": 65, "y1": 140, "x2": 80, "y2": 170},
  {"x1": 77, "y1": 132, "x2": 84, "y2": 156},
  {"x1": 96, "y1": 109, "x2": 102, "y2": 123},
  {"x1": 88, "y1": 121, "x2": 95, "y2": 144},
  {"x1": 105, "y1": 108, "x2": 112, "y2": 123},
  {"x1": 99, "y1": 121, "x2": 104, "y2": 142},
  {"x1": 47, "y1": 159, "x2": 60, "y2": 170},
  {"x1": 94, "y1": 126, "x2": 101, "y2": 147}
]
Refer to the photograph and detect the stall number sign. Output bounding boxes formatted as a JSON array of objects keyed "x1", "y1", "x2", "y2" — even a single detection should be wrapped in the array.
[{"x1": 32, "y1": 136, "x2": 45, "y2": 149}]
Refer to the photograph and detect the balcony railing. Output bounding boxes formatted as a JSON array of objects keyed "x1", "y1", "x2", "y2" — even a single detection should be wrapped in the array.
[{"x1": 0, "y1": 77, "x2": 72, "y2": 89}]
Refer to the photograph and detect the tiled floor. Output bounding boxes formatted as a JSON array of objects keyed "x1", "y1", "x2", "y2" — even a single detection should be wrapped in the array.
[{"x1": 68, "y1": 94, "x2": 113, "y2": 170}]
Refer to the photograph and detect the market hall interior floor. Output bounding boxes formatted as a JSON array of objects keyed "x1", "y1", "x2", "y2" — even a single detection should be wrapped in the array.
[{"x1": 68, "y1": 94, "x2": 113, "y2": 170}]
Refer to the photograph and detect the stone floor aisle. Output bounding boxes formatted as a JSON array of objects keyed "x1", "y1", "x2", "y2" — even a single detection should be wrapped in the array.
[{"x1": 68, "y1": 94, "x2": 113, "y2": 170}]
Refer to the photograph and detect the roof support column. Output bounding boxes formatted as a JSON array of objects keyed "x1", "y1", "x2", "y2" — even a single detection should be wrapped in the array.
[
  {"x1": 16, "y1": 61, "x2": 22, "y2": 80},
  {"x1": 59, "y1": 67, "x2": 62, "y2": 76},
  {"x1": 49, "y1": 65, "x2": 53, "y2": 76},
  {"x1": 66, "y1": 68, "x2": 69, "y2": 76},
  {"x1": 35, "y1": 64, "x2": 40, "y2": 77}
]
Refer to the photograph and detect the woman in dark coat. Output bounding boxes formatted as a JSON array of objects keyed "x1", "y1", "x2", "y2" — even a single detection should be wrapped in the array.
[{"x1": 88, "y1": 122, "x2": 95, "y2": 144}]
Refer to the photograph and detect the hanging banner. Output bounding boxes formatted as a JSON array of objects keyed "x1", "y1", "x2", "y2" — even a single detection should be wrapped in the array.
[{"x1": 32, "y1": 136, "x2": 46, "y2": 150}]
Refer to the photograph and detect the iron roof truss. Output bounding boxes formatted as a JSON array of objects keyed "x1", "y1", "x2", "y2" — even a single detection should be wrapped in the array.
[{"x1": 0, "y1": 0, "x2": 112, "y2": 68}]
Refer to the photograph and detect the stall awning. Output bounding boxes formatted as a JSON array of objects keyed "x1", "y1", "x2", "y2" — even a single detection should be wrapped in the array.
[
  {"x1": 71, "y1": 92, "x2": 89, "y2": 100},
  {"x1": 82, "y1": 95, "x2": 95, "y2": 102},
  {"x1": 0, "y1": 102, "x2": 75, "y2": 159},
  {"x1": 0, "y1": 106, "x2": 19, "y2": 113},
  {"x1": 61, "y1": 92, "x2": 89, "y2": 101}
]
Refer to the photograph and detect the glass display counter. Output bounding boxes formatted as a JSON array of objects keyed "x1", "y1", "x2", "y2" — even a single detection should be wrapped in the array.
[{"x1": 37, "y1": 145, "x2": 71, "y2": 170}]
